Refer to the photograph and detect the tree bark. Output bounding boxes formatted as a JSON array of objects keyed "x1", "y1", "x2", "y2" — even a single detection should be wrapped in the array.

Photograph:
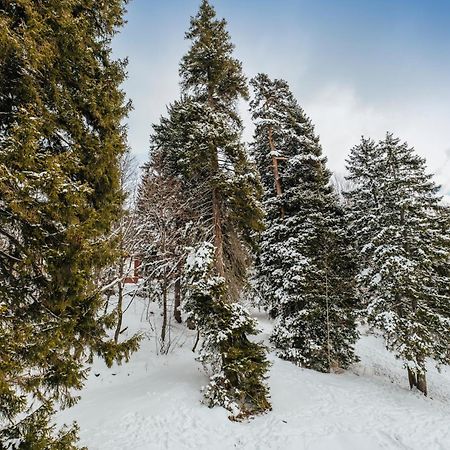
[
  {"x1": 212, "y1": 187, "x2": 225, "y2": 278},
  {"x1": 192, "y1": 329, "x2": 200, "y2": 352},
  {"x1": 114, "y1": 279, "x2": 123, "y2": 344},
  {"x1": 325, "y1": 265, "x2": 332, "y2": 373},
  {"x1": 114, "y1": 250, "x2": 125, "y2": 344},
  {"x1": 160, "y1": 227, "x2": 168, "y2": 349},
  {"x1": 210, "y1": 151, "x2": 226, "y2": 280},
  {"x1": 407, "y1": 367, "x2": 417, "y2": 390},
  {"x1": 104, "y1": 292, "x2": 111, "y2": 315},
  {"x1": 407, "y1": 367, "x2": 427, "y2": 396},
  {"x1": 161, "y1": 279, "x2": 168, "y2": 347},
  {"x1": 416, "y1": 371, "x2": 427, "y2": 396},
  {"x1": 268, "y1": 125, "x2": 284, "y2": 218},
  {"x1": 206, "y1": 73, "x2": 226, "y2": 279},
  {"x1": 174, "y1": 267, "x2": 182, "y2": 323}
]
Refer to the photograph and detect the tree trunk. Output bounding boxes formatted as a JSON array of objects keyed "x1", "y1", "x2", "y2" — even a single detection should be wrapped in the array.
[
  {"x1": 416, "y1": 371, "x2": 427, "y2": 396},
  {"x1": 174, "y1": 269, "x2": 182, "y2": 324},
  {"x1": 159, "y1": 225, "x2": 169, "y2": 350},
  {"x1": 114, "y1": 218, "x2": 125, "y2": 343},
  {"x1": 104, "y1": 292, "x2": 111, "y2": 315},
  {"x1": 207, "y1": 77, "x2": 226, "y2": 280},
  {"x1": 325, "y1": 266, "x2": 332, "y2": 373},
  {"x1": 407, "y1": 367, "x2": 417, "y2": 390},
  {"x1": 114, "y1": 279, "x2": 123, "y2": 344},
  {"x1": 161, "y1": 278, "x2": 168, "y2": 347},
  {"x1": 268, "y1": 125, "x2": 284, "y2": 218},
  {"x1": 161, "y1": 288, "x2": 167, "y2": 344},
  {"x1": 407, "y1": 367, "x2": 427, "y2": 396},
  {"x1": 161, "y1": 228, "x2": 168, "y2": 348},
  {"x1": 212, "y1": 187, "x2": 225, "y2": 278},
  {"x1": 192, "y1": 329, "x2": 200, "y2": 352}
]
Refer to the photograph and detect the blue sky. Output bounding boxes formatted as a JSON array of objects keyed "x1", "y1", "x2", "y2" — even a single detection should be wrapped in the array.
[{"x1": 113, "y1": 0, "x2": 450, "y2": 193}]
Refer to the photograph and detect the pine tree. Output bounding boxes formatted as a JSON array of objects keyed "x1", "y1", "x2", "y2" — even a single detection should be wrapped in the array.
[
  {"x1": 346, "y1": 133, "x2": 450, "y2": 395},
  {"x1": 138, "y1": 0, "x2": 271, "y2": 418},
  {"x1": 250, "y1": 74, "x2": 359, "y2": 372},
  {"x1": 178, "y1": 0, "x2": 263, "y2": 285},
  {"x1": 0, "y1": 1, "x2": 139, "y2": 446}
]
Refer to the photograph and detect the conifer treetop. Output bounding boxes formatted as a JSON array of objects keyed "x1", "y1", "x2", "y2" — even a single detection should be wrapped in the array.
[
  {"x1": 250, "y1": 73, "x2": 322, "y2": 156},
  {"x1": 180, "y1": 0, "x2": 248, "y2": 105},
  {"x1": 250, "y1": 73, "x2": 330, "y2": 204},
  {"x1": 250, "y1": 73, "x2": 297, "y2": 124}
]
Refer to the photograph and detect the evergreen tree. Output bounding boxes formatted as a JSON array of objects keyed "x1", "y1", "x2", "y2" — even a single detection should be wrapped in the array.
[
  {"x1": 345, "y1": 137, "x2": 383, "y2": 250},
  {"x1": 346, "y1": 133, "x2": 450, "y2": 395},
  {"x1": 139, "y1": 1, "x2": 271, "y2": 418},
  {"x1": 177, "y1": 0, "x2": 263, "y2": 288},
  {"x1": 250, "y1": 74, "x2": 359, "y2": 372},
  {"x1": 0, "y1": 1, "x2": 139, "y2": 446},
  {"x1": 184, "y1": 243, "x2": 270, "y2": 420}
]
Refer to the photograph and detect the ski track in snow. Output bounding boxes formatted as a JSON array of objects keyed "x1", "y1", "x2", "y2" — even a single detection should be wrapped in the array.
[{"x1": 57, "y1": 299, "x2": 450, "y2": 450}]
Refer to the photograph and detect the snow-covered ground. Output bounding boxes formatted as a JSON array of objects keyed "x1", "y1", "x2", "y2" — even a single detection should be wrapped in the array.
[{"x1": 57, "y1": 295, "x2": 450, "y2": 450}]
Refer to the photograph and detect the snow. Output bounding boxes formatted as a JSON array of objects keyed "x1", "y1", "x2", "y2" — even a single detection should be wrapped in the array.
[{"x1": 57, "y1": 295, "x2": 450, "y2": 450}]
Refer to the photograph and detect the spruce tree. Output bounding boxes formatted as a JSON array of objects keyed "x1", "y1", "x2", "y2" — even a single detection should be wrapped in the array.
[
  {"x1": 250, "y1": 74, "x2": 359, "y2": 372},
  {"x1": 346, "y1": 133, "x2": 450, "y2": 395},
  {"x1": 0, "y1": 1, "x2": 139, "y2": 446},
  {"x1": 345, "y1": 137, "x2": 383, "y2": 253},
  {"x1": 140, "y1": 1, "x2": 271, "y2": 418}
]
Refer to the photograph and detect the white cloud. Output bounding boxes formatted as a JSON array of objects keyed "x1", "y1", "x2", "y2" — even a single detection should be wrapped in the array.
[{"x1": 299, "y1": 84, "x2": 450, "y2": 193}]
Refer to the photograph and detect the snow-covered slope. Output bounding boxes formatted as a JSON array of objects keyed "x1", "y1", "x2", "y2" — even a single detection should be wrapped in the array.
[{"x1": 57, "y1": 296, "x2": 450, "y2": 450}]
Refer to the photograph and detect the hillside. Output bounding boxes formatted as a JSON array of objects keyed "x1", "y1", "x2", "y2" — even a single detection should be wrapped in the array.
[{"x1": 57, "y1": 295, "x2": 450, "y2": 450}]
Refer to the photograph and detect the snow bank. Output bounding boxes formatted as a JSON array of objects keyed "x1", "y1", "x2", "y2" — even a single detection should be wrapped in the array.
[{"x1": 57, "y1": 297, "x2": 450, "y2": 449}]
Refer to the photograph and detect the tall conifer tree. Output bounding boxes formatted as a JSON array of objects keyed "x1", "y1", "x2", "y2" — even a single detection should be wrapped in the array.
[
  {"x1": 250, "y1": 74, "x2": 358, "y2": 372},
  {"x1": 176, "y1": 0, "x2": 263, "y2": 292},
  {"x1": 346, "y1": 133, "x2": 450, "y2": 395},
  {"x1": 0, "y1": 1, "x2": 139, "y2": 446},
  {"x1": 140, "y1": 1, "x2": 270, "y2": 419}
]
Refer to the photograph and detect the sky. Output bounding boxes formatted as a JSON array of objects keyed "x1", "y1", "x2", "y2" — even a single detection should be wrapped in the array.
[{"x1": 112, "y1": 0, "x2": 450, "y2": 194}]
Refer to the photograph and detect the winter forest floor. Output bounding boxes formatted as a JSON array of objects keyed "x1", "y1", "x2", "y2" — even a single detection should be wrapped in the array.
[{"x1": 57, "y1": 292, "x2": 450, "y2": 450}]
